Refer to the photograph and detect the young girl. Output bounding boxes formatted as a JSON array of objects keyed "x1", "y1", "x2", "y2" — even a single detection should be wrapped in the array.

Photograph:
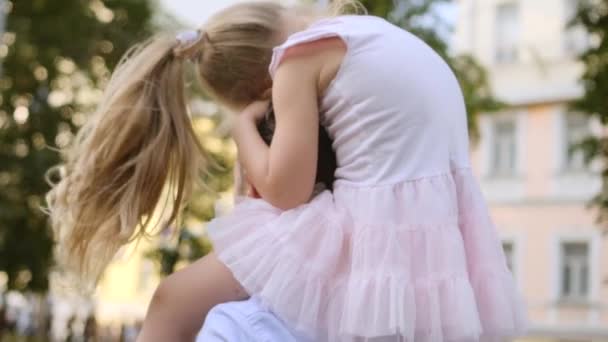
[{"x1": 47, "y1": 1, "x2": 527, "y2": 341}]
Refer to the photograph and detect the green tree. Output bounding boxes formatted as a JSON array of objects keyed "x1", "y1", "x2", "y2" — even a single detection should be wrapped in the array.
[
  {"x1": 146, "y1": 218, "x2": 214, "y2": 277},
  {"x1": 359, "y1": 0, "x2": 501, "y2": 140},
  {"x1": 571, "y1": 0, "x2": 608, "y2": 227},
  {"x1": 0, "y1": 0, "x2": 156, "y2": 292}
]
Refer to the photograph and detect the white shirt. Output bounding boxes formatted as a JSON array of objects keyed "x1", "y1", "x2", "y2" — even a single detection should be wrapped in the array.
[{"x1": 197, "y1": 298, "x2": 312, "y2": 342}]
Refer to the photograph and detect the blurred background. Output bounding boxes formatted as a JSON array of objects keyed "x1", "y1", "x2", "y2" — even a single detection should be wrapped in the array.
[{"x1": 0, "y1": 0, "x2": 606, "y2": 341}]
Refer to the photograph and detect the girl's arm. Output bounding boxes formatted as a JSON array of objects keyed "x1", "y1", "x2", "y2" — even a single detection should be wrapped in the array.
[
  {"x1": 137, "y1": 253, "x2": 247, "y2": 342},
  {"x1": 233, "y1": 42, "x2": 342, "y2": 210}
]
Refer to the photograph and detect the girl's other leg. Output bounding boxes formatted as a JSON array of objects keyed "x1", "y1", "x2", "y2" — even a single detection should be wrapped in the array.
[{"x1": 137, "y1": 253, "x2": 247, "y2": 342}]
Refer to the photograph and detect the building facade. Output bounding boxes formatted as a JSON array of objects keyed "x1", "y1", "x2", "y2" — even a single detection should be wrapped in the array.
[{"x1": 454, "y1": 0, "x2": 608, "y2": 340}]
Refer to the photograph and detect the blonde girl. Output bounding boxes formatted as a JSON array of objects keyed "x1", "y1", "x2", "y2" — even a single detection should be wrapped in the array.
[{"x1": 48, "y1": 1, "x2": 526, "y2": 341}]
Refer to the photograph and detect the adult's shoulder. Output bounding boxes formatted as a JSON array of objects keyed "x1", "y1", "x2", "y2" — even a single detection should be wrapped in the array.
[{"x1": 197, "y1": 299, "x2": 313, "y2": 342}]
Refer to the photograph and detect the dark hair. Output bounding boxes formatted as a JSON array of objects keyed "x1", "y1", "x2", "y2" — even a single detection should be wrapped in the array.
[{"x1": 257, "y1": 105, "x2": 336, "y2": 190}]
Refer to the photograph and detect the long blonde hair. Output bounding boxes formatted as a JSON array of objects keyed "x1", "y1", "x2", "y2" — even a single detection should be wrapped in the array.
[{"x1": 46, "y1": 0, "x2": 362, "y2": 284}]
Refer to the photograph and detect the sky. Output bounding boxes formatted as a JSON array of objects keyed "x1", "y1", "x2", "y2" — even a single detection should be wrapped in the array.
[
  {"x1": 159, "y1": 0, "x2": 245, "y2": 27},
  {"x1": 160, "y1": 0, "x2": 456, "y2": 28}
]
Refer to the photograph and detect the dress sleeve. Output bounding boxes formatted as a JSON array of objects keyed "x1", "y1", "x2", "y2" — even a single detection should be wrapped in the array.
[{"x1": 268, "y1": 18, "x2": 347, "y2": 78}]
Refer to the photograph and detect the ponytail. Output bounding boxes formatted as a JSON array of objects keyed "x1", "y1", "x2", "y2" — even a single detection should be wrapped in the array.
[{"x1": 46, "y1": 34, "x2": 206, "y2": 284}]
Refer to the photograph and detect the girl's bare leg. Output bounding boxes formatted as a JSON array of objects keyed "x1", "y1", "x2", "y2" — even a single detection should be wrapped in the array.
[{"x1": 137, "y1": 252, "x2": 247, "y2": 342}]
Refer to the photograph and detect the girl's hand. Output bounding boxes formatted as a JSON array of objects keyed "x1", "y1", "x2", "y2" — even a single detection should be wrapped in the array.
[
  {"x1": 232, "y1": 100, "x2": 269, "y2": 145},
  {"x1": 241, "y1": 100, "x2": 270, "y2": 125}
]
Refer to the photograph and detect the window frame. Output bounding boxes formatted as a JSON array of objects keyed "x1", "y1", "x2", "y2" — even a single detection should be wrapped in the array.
[
  {"x1": 559, "y1": 241, "x2": 590, "y2": 301},
  {"x1": 495, "y1": 1, "x2": 521, "y2": 64},
  {"x1": 490, "y1": 116, "x2": 519, "y2": 177},
  {"x1": 562, "y1": 112, "x2": 590, "y2": 173},
  {"x1": 562, "y1": 0, "x2": 588, "y2": 57},
  {"x1": 551, "y1": 232, "x2": 601, "y2": 307}
]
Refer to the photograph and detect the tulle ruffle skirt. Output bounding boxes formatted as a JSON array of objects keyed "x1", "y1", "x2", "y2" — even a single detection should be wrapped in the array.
[{"x1": 208, "y1": 168, "x2": 527, "y2": 341}]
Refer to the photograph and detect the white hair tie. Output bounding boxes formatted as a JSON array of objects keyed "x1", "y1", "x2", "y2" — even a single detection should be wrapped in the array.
[{"x1": 174, "y1": 30, "x2": 204, "y2": 59}]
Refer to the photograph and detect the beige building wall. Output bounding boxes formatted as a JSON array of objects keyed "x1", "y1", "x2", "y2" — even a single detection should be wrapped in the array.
[
  {"x1": 457, "y1": 0, "x2": 607, "y2": 340},
  {"x1": 94, "y1": 240, "x2": 159, "y2": 325}
]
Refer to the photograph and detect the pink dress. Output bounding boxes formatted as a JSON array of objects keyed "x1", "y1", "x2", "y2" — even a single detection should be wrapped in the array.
[{"x1": 208, "y1": 15, "x2": 527, "y2": 342}]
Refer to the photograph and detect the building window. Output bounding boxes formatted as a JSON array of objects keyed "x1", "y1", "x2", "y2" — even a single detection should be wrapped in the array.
[
  {"x1": 564, "y1": 113, "x2": 590, "y2": 171},
  {"x1": 502, "y1": 241, "x2": 515, "y2": 274},
  {"x1": 560, "y1": 242, "x2": 589, "y2": 301},
  {"x1": 563, "y1": 0, "x2": 587, "y2": 56},
  {"x1": 491, "y1": 118, "x2": 517, "y2": 176},
  {"x1": 495, "y1": 2, "x2": 520, "y2": 63}
]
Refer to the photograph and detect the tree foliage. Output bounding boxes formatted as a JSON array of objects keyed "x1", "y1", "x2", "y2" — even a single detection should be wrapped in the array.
[
  {"x1": 0, "y1": 0, "x2": 156, "y2": 292},
  {"x1": 571, "y1": 0, "x2": 608, "y2": 227}
]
